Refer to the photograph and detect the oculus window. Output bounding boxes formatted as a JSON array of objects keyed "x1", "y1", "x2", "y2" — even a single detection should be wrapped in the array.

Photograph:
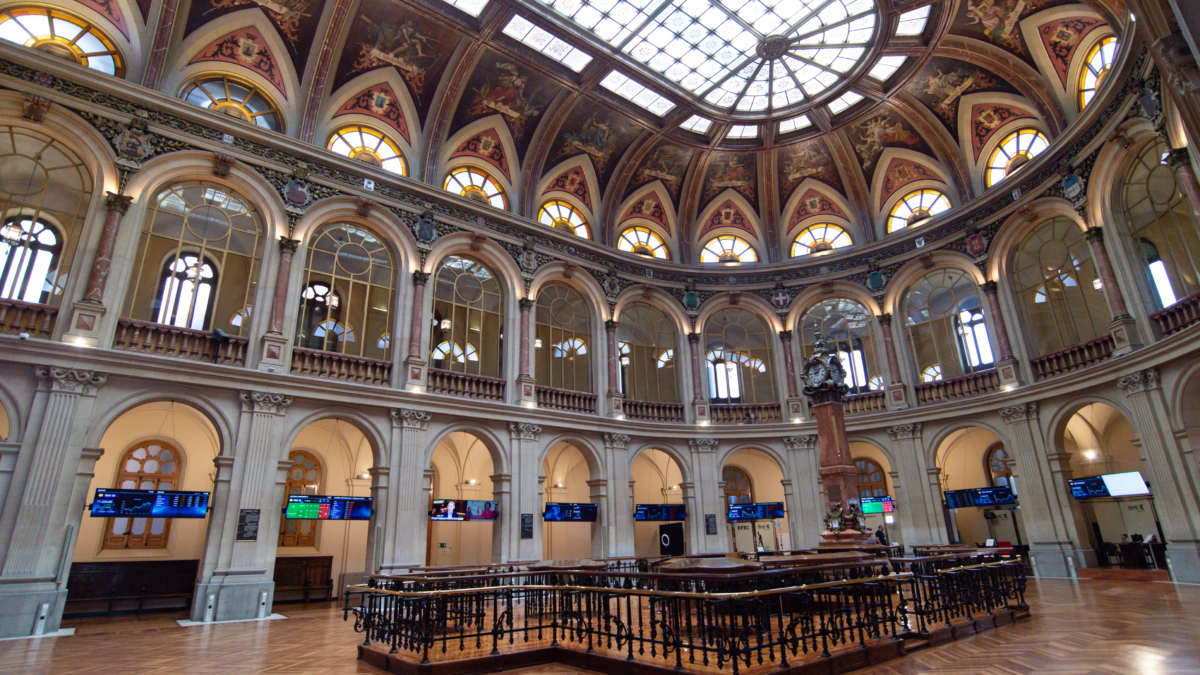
[
  {"x1": 327, "y1": 125, "x2": 406, "y2": 175},
  {"x1": 701, "y1": 234, "x2": 757, "y2": 264},
  {"x1": 538, "y1": 200, "x2": 591, "y2": 238}
]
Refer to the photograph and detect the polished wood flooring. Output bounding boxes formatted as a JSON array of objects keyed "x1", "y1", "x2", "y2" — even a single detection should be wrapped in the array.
[{"x1": 1, "y1": 578, "x2": 1196, "y2": 674}]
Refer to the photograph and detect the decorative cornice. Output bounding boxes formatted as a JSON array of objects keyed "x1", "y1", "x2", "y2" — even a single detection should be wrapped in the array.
[
  {"x1": 783, "y1": 435, "x2": 817, "y2": 450},
  {"x1": 36, "y1": 367, "x2": 107, "y2": 395},
  {"x1": 1117, "y1": 368, "x2": 1160, "y2": 396},
  {"x1": 509, "y1": 422, "x2": 542, "y2": 440},
  {"x1": 886, "y1": 423, "x2": 922, "y2": 440},
  {"x1": 688, "y1": 438, "x2": 718, "y2": 452},
  {"x1": 392, "y1": 408, "x2": 432, "y2": 430},
  {"x1": 999, "y1": 402, "x2": 1039, "y2": 424},
  {"x1": 603, "y1": 433, "x2": 630, "y2": 449},
  {"x1": 239, "y1": 391, "x2": 293, "y2": 415}
]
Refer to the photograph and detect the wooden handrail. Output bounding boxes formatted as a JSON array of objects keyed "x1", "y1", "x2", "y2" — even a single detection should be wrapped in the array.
[
  {"x1": 710, "y1": 402, "x2": 782, "y2": 423},
  {"x1": 622, "y1": 398, "x2": 684, "y2": 422},
  {"x1": 844, "y1": 391, "x2": 886, "y2": 414}
]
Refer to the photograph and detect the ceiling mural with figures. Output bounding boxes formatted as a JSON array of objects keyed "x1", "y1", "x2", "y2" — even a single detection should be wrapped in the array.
[{"x1": 7, "y1": 0, "x2": 1130, "y2": 262}]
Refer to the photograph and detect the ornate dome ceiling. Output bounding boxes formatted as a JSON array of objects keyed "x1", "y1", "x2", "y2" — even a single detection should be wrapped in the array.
[{"x1": 0, "y1": 0, "x2": 1132, "y2": 263}]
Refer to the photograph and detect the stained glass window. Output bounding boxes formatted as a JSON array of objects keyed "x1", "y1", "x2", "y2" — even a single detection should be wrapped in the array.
[
  {"x1": 618, "y1": 226, "x2": 670, "y2": 258},
  {"x1": 791, "y1": 223, "x2": 851, "y2": 256},
  {"x1": 887, "y1": 189, "x2": 950, "y2": 233},
  {"x1": 986, "y1": 129, "x2": 1048, "y2": 188}
]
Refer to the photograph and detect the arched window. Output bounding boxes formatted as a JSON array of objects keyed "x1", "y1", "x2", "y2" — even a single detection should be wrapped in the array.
[
  {"x1": 180, "y1": 74, "x2": 282, "y2": 132},
  {"x1": 280, "y1": 450, "x2": 321, "y2": 547},
  {"x1": 791, "y1": 223, "x2": 852, "y2": 256},
  {"x1": 1079, "y1": 36, "x2": 1117, "y2": 109},
  {"x1": 700, "y1": 235, "x2": 758, "y2": 264},
  {"x1": 854, "y1": 458, "x2": 887, "y2": 499},
  {"x1": 538, "y1": 200, "x2": 591, "y2": 238},
  {"x1": 799, "y1": 299, "x2": 881, "y2": 394},
  {"x1": 617, "y1": 226, "x2": 670, "y2": 258},
  {"x1": 985, "y1": 129, "x2": 1049, "y2": 188},
  {"x1": 722, "y1": 466, "x2": 753, "y2": 505},
  {"x1": 536, "y1": 281, "x2": 592, "y2": 393},
  {"x1": 903, "y1": 269, "x2": 994, "y2": 382},
  {"x1": 1010, "y1": 217, "x2": 1108, "y2": 355},
  {"x1": 0, "y1": 7, "x2": 123, "y2": 77},
  {"x1": 124, "y1": 182, "x2": 263, "y2": 336},
  {"x1": 922, "y1": 364, "x2": 942, "y2": 382},
  {"x1": 444, "y1": 166, "x2": 508, "y2": 209},
  {"x1": 704, "y1": 308, "x2": 776, "y2": 404},
  {"x1": 156, "y1": 253, "x2": 217, "y2": 330},
  {"x1": 986, "y1": 444, "x2": 1014, "y2": 489},
  {"x1": 886, "y1": 189, "x2": 950, "y2": 233},
  {"x1": 431, "y1": 255, "x2": 503, "y2": 378},
  {"x1": 0, "y1": 217, "x2": 61, "y2": 304},
  {"x1": 1122, "y1": 138, "x2": 1200, "y2": 309},
  {"x1": 326, "y1": 125, "x2": 406, "y2": 175},
  {"x1": 105, "y1": 440, "x2": 180, "y2": 550},
  {"x1": 295, "y1": 224, "x2": 393, "y2": 359},
  {"x1": 0, "y1": 126, "x2": 92, "y2": 310},
  {"x1": 617, "y1": 302, "x2": 679, "y2": 403}
]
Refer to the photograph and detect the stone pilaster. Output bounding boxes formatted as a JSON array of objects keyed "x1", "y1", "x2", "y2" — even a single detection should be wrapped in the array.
[
  {"x1": 603, "y1": 433, "x2": 633, "y2": 557},
  {"x1": 364, "y1": 466, "x2": 390, "y2": 574},
  {"x1": 687, "y1": 438, "x2": 723, "y2": 552},
  {"x1": 403, "y1": 272, "x2": 431, "y2": 391},
  {"x1": 509, "y1": 422, "x2": 543, "y2": 562},
  {"x1": 381, "y1": 408, "x2": 431, "y2": 572},
  {"x1": 587, "y1": 478, "x2": 609, "y2": 558},
  {"x1": 783, "y1": 435, "x2": 822, "y2": 548},
  {"x1": 885, "y1": 423, "x2": 944, "y2": 546}
]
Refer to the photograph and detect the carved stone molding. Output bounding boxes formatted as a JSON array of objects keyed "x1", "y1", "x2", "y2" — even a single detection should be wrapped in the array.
[
  {"x1": 105, "y1": 192, "x2": 132, "y2": 214},
  {"x1": 279, "y1": 236, "x2": 300, "y2": 254},
  {"x1": 887, "y1": 423, "x2": 922, "y2": 440},
  {"x1": 1117, "y1": 368, "x2": 1160, "y2": 396},
  {"x1": 783, "y1": 435, "x2": 817, "y2": 450},
  {"x1": 412, "y1": 270, "x2": 430, "y2": 285},
  {"x1": 509, "y1": 422, "x2": 542, "y2": 440},
  {"x1": 1084, "y1": 227, "x2": 1104, "y2": 244},
  {"x1": 36, "y1": 366, "x2": 107, "y2": 395},
  {"x1": 392, "y1": 408, "x2": 432, "y2": 430},
  {"x1": 999, "y1": 402, "x2": 1039, "y2": 424},
  {"x1": 688, "y1": 438, "x2": 718, "y2": 452},
  {"x1": 239, "y1": 391, "x2": 293, "y2": 415},
  {"x1": 603, "y1": 433, "x2": 630, "y2": 449}
]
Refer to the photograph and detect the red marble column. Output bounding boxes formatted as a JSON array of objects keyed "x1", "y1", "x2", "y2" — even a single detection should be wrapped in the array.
[
  {"x1": 980, "y1": 281, "x2": 1013, "y2": 361},
  {"x1": 878, "y1": 313, "x2": 902, "y2": 384},
  {"x1": 605, "y1": 320, "x2": 619, "y2": 393},
  {"x1": 1084, "y1": 228, "x2": 1130, "y2": 318},
  {"x1": 1168, "y1": 148, "x2": 1200, "y2": 219},
  {"x1": 779, "y1": 330, "x2": 798, "y2": 397},
  {"x1": 407, "y1": 271, "x2": 429, "y2": 358},
  {"x1": 812, "y1": 401, "x2": 860, "y2": 515},
  {"x1": 519, "y1": 298, "x2": 533, "y2": 377},
  {"x1": 688, "y1": 332, "x2": 704, "y2": 401},
  {"x1": 81, "y1": 192, "x2": 132, "y2": 304},
  {"x1": 268, "y1": 237, "x2": 300, "y2": 334}
]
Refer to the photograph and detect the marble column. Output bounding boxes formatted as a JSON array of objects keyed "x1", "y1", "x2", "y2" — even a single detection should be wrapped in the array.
[
  {"x1": 403, "y1": 272, "x2": 430, "y2": 390},
  {"x1": 260, "y1": 238, "x2": 300, "y2": 369},
  {"x1": 517, "y1": 299, "x2": 536, "y2": 405},
  {"x1": 603, "y1": 433, "x2": 633, "y2": 557},
  {"x1": 688, "y1": 333, "x2": 709, "y2": 423},
  {"x1": 1167, "y1": 148, "x2": 1200, "y2": 219},
  {"x1": 981, "y1": 281, "x2": 1021, "y2": 387},
  {"x1": 81, "y1": 193, "x2": 133, "y2": 304},
  {"x1": 364, "y1": 466, "x2": 390, "y2": 574},
  {"x1": 508, "y1": 423, "x2": 543, "y2": 562},
  {"x1": 878, "y1": 314, "x2": 909, "y2": 409},
  {"x1": 885, "y1": 423, "x2": 944, "y2": 547},
  {"x1": 687, "y1": 438, "x2": 724, "y2": 552},
  {"x1": 1084, "y1": 227, "x2": 1141, "y2": 354},
  {"x1": 783, "y1": 434, "x2": 823, "y2": 548},
  {"x1": 605, "y1": 320, "x2": 624, "y2": 417},
  {"x1": 382, "y1": 408, "x2": 431, "y2": 571},
  {"x1": 587, "y1": 478, "x2": 609, "y2": 559},
  {"x1": 779, "y1": 331, "x2": 805, "y2": 420}
]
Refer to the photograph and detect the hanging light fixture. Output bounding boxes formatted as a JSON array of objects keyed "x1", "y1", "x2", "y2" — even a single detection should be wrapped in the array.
[
  {"x1": 440, "y1": 318, "x2": 452, "y2": 332},
  {"x1": 535, "y1": 337, "x2": 543, "y2": 349},
  {"x1": 1093, "y1": 275, "x2": 1103, "y2": 291},
  {"x1": 620, "y1": 354, "x2": 630, "y2": 367},
  {"x1": 1, "y1": 220, "x2": 23, "y2": 246}
]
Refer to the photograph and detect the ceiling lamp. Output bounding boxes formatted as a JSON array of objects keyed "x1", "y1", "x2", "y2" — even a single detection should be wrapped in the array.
[
  {"x1": 440, "y1": 318, "x2": 452, "y2": 332},
  {"x1": 1, "y1": 221, "x2": 23, "y2": 246}
]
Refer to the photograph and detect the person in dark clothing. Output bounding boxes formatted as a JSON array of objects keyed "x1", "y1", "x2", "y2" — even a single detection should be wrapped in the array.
[{"x1": 875, "y1": 525, "x2": 888, "y2": 546}]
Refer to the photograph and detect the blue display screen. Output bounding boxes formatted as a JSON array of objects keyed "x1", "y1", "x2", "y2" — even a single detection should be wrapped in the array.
[
  {"x1": 727, "y1": 502, "x2": 785, "y2": 521},
  {"x1": 90, "y1": 489, "x2": 210, "y2": 518},
  {"x1": 544, "y1": 502, "x2": 597, "y2": 522},
  {"x1": 285, "y1": 495, "x2": 373, "y2": 520},
  {"x1": 944, "y1": 487, "x2": 1016, "y2": 509},
  {"x1": 634, "y1": 504, "x2": 687, "y2": 521}
]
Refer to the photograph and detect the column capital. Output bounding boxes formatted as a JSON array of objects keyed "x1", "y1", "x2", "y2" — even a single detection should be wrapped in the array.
[
  {"x1": 392, "y1": 408, "x2": 431, "y2": 429},
  {"x1": 1117, "y1": 368, "x2": 1160, "y2": 396},
  {"x1": 887, "y1": 423, "x2": 922, "y2": 440},
  {"x1": 688, "y1": 438, "x2": 718, "y2": 452},
  {"x1": 778, "y1": 329, "x2": 792, "y2": 342},
  {"x1": 877, "y1": 312, "x2": 892, "y2": 327},
  {"x1": 980, "y1": 280, "x2": 999, "y2": 295},
  {"x1": 105, "y1": 191, "x2": 132, "y2": 214},
  {"x1": 278, "y1": 236, "x2": 300, "y2": 254},
  {"x1": 1083, "y1": 227, "x2": 1104, "y2": 244},
  {"x1": 1166, "y1": 147, "x2": 1193, "y2": 172},
  {"x1": 239, "y1": 391, "x2": 293, "y2": 415},
  {"x1": 508, "y1": 422, "x2": 541, "y2": 441},
  {"x1": 605, "y1": 319, "x2": 618, "y2": 333},
  {"x1": 36, "y1": 366, "x2": 107, "y2": 395},
  {"x1": 603, "y1": 433, "x2": 630, "y2": 450},
  {"x1": 783, "y1": 435, "x2": 817, "y2": 450},
  {"x1": 688, "y1": 332, "x2": 700, "y2": 344},
  {"x1": 999, "y1": 401, "x2": 1039, "y2": 424},
  {"x1": 412, "y1": 270, "x2": 430, "y2": 285},
  {"x1": 519, "y1": 297, "x2": 535, "y2": 311}
]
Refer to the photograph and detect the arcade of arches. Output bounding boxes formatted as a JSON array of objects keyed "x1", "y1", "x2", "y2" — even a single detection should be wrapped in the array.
[{"x1": 0, "y1": 3, "x2": 1198, "y2": 673}]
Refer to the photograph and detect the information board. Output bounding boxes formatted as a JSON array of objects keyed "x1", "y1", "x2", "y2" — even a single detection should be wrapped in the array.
[
  {"x1": 861, "y1": 496, "x2": 894, "y2": 514},
  {"x1": 520, "y1": 514, "x2": 534, "y2": 539},
  {"x1": 543, "y1": 502, "x2": 598, "y2": 522},
  {"x1": 727, "y1": 502, "x2": 785, "y2": 522},
  {"x1": 705, "y1": 514, "x2": 718, "y2": 535},
  {"x1": 236, "y1": 509, "x2": 260, "y2": 541},
  {"x1": 90, "y1": 489, "x2": 210, "y2": 518},
  {"x1": 944, "y1": 487, "x2": 1016, "y2": 509},
  {"x1": 634, "y1": 504, "x2": 687, "y2": 521},
  {"x1": 283, "y1": 495, "x2": 372, "y2": 520}
]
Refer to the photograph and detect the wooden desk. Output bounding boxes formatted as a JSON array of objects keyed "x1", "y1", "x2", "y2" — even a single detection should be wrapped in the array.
[{"x1": 757, "y1": 552, "x2": 874, "y2": 568}]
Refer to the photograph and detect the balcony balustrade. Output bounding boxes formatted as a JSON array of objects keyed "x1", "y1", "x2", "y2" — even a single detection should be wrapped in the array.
[
  {"x1": 1031, "y1": 334, "x2": 1115, "y2": 379},
  {"x1": 844, "y1": 390, "x2": 887, "y2": 415},
  {"x1": 0, "y1": 298, "x2": 56, "y2": 338},
  {"x1": 622, "y1": 398, "x2": 685, "y2": 422},
  {"x1": 1149, "y1": 291, "x2": 1200, "y2": 336},
  {"x1": 291, "y1": 347, "x2": 391, "y2": 386},
  {"x1": 914, "y1": 368, "x2": 1000, "y2": 405},
  {"x1": 114, "y1": 318, "x2": 247, "y2": 366},
  {"x1": 427, "y1": 368, "x2": 506, "y2": 401},
  {"x1": 710, "y1": 402, "x2": 782, "y2": 424},
  {"x1": 535, "y1": 385, "x2": 597, "y2": 414}
]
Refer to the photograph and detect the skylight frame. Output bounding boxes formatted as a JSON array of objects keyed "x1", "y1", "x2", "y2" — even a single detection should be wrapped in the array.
[{"x1": 503, "y1": 14, "x2": 595, "y2": 72}]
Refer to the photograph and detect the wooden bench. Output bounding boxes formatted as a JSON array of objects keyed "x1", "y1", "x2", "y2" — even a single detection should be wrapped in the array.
[
  {"x1": 273, "y1": 555, "x2": 334, "y2": 603},
  {"x1": 65, "y1": 560, "x2": 197, "y2": 617}
]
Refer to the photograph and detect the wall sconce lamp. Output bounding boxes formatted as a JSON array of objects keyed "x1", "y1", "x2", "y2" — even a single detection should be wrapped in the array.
[
  {"x1": 553, "y1": 483, "x2": 564, "y2": 489},
  {"x1": 465, "y1": 478, "x2": 477, "y2": 485}
]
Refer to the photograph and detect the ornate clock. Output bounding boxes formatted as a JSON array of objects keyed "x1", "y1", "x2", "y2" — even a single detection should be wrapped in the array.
[{"x1": 801, "y1": 333, "x2": 849, "y2": 404}]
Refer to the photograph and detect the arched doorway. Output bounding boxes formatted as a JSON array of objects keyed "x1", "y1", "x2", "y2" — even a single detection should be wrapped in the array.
[
  {"x1": 542, "y1": 442, "x2": 599, "y2": 560},
  {"x1": 630, "y1": 449, "x2": 685, "y2": 557},
  {"x1": 428, "y1": 431, "x2": 498, "y2": 567},
  {"x1": 934, "y1": 427, "x2": 1023, "y2": 547},
  {"x1": 722, "y1": 448, "x2": 788, "y2": 552},
  {"x1": 849, "y1": 442, "x2": 897, "y2": 548}
]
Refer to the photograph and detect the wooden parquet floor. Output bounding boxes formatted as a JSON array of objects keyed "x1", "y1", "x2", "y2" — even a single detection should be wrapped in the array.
[{"x1": 2, "y1": 578, "x2": 1197, "y2": 675}]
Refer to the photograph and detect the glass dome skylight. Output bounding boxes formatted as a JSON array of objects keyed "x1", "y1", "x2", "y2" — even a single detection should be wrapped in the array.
[{"x1": 531, "y1": 0, "x2": 880, "y2": 114}]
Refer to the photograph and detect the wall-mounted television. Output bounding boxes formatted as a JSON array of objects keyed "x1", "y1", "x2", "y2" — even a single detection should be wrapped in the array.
[
  {"x1": 1068, "y1": 471, "x2": 1150, "y2": 499},
  {"x1": 430, "y1": 499, "x2": 499, "y2": 521},
  {"x1": 944, "y1": 487, "x2": 1016, "y2": 509},
  {"x1": 634, "y1": 504, "x2": 687, "y2": 521},
  {"x1": 90, "y1": 489, "x2": 210, "y2": 518},
  {"x1": 544, "y1": 502, "x2": 597, "y2": 522},
  {"x1": 284, "y1": 495, "x2": 372, "y2": 520},
  {"x1": 861, "y1": 496, "x2": 894, "y2": 514},
  {"x1": 727, "y1": 502, "x2": 785, "y2": 521}
]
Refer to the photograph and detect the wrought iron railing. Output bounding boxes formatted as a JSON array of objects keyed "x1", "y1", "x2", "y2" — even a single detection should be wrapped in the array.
[
  {"x1": 913, "y1": 368, "x2": 999, "y2": 405},
  {"x1": 0, "y1": 298, "x2": 57, "y2": 338},
  {"x1": 427, "y1": 368, "x2": 506, "y2": 401},
  {"x1": 114, "y1": 318, "x2": 247, "y2": 366},
  {"x1": 1149, "y1": 290, "x2": 1200, "y2": 336},
  {"x1": 710, "y1": 402, "x2": 782, "y2": 424},
  {"x1": 622, "y1": 399, "x2": 685, "y2": 422},
  {"x1": 345, "y1": 556, "x2": 1026, "y2": 674},
  {"x1": 535, "y1": 386, "x2": 597, "y2": 414},
  {"x1": 291, "y1": 346, "x2": 391, "y2": 385},
  {"x1": 1031, "y1": 334, "x2": 1115, "y2": 379}
]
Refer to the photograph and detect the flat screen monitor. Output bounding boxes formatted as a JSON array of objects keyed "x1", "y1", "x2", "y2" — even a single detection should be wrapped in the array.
[
  {"x1": 544, "y1": 502, "x2": 597, "y2": 522},
  {"x1": 430, "y1": 499, "x2": 499, "y2": 521},
  {"x1": 727, "y1": 502, "x2": 785, "y2": 521},
  {"x1": 861, "y1": 496, "x2": 894, "y2": 514},
  {"x1": 1068, "y1": 476, "x2": 1109, "y2": 499},
  {"x1": 1102, "y1": 471, "x2": 1150, "y2": 497},
  {"x1": 284, "y1": 495, "x2": 372, "y2": 520},
  {"x1": 944, "y1": 487, "x2": 1016, "y2": 509},
  {"x1": 634, "y1": 504, "x2": 687, "y2": 521},
  {"x1": 90, "y1": 489, "x2": 210, "y2": 518}
]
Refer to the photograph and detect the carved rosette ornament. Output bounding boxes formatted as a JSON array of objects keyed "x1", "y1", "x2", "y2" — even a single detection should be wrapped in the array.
[
  {"x1": 36, "y1": 367, "x2": 108, "y2": 394},
  {"x1": 603, "y1": 433, "x2": 630, "y2": 449},
  {"x1": 509, "y1": 422, "x2": 542, "y2": 441},
  {"x1": 392, "y1": 408, "x2": 431, "y2": 430},
  {"x1": 239, "y1": 391, "x2": 293, "y2": 415},
  {"x1": 800, "y1": 333, "x2": 849, "y2": 404}
]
